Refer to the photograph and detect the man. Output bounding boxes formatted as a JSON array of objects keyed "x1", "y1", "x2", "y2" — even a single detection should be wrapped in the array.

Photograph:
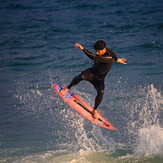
[{"x1": 61, "y1": 40, "x2": 127, "y2": 119}]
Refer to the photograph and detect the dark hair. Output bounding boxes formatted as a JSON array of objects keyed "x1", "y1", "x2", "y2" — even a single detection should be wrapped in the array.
[{"x1": 94, "y1": 40, "x2": 106, "y2": 50}]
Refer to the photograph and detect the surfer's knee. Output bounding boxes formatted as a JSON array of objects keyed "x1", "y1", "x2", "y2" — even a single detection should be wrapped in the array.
[
  {"x1": 100, "y1": 90, "x2": 104, "y2": 99},
  {"x1": 80, "y1": 68, "x2": 92, "y2": 80},
  {"x1": 80, "y1": 72, "x2": 87, "y2": 80},
  {"x1": 97, "y1": 89, "x2": 104, "y2": 100},
  {"x1": 94, "y1": 89, "x2": 104, "y2": 110}
]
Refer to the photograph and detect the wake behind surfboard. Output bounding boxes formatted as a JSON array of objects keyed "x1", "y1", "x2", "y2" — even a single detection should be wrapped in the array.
[{"x1": 53, "y1": 84, "x2": 114, "y2": 130}]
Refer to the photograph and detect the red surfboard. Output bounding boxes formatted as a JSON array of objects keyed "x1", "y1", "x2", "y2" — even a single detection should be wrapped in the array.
[{"x1": 53, "y1": 84, "x2": 114, "y2": 130}]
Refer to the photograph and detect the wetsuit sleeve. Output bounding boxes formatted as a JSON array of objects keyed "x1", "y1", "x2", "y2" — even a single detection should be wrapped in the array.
[
  {"x1": 83, "y1": 48, "x2": 96, "y2": 61},
  {"x1": 83, "y1": 48, "x2": 110, "y2": 63},
  {"x1": 109, "y1": 49, "x2": 118, "y2": 61}
]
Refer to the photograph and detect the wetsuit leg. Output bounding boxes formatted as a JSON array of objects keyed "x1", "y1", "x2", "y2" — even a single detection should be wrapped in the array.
[
  {"x1": 67, "y1": 74, "x2": 82, "y2": 89},
  {"x1": 67, "y1": 68, "x2": 105, "y2": 110},
  {"x1": 93, "y1": 80, "x2": 105, "y2": 110},
  {"x1": 67, "y1": 68, "x2": 93, "y2": 89}
]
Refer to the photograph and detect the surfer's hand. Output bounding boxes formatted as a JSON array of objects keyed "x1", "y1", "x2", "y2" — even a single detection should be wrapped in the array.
[
  {"x1": 74, "y1": 43, "x2": 84, "y2": 50},
  {"x1": 117, "y1": 58, "x2": 127, "y2": 64}
]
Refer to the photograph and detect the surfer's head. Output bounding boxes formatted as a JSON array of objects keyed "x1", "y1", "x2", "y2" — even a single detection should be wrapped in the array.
[
  {"x1": 94, "y1": 40, "x2": 106, "y2": 50},
  {"x1": 94, "y1": 40, "x2": 106, "y2": 56}
]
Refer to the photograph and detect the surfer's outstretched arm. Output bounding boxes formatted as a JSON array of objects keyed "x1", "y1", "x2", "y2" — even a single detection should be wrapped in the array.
[{"x1": 75, "y1": 43, "x2": 97, "y2": 61}]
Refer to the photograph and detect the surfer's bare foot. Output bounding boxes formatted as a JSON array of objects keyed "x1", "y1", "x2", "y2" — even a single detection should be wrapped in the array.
[
  {"x1": 92, "y1": 109, "x2": 98, "y2": 119},
  {"x1": 60, "y1": 88, "x2": 69, "y2": 95}
]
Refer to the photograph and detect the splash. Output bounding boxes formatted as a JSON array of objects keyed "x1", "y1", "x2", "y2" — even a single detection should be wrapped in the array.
[
  {"x1": 127, "y1": 84, "x2": 163, "y2": 157},
  {"x1": 71, "y1": 117, "x2": 116, "y2": 152},
  {"x1": 59, "y1": 90, "x2": 116, "y2": 153},
  {"x1": 134, "y1": 125, "x2": 163, "y2": 156}
]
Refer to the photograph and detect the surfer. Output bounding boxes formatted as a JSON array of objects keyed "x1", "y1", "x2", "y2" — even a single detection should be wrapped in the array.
[{"x1": 61, "y1": 40, "x2": 127, "y2": 119}]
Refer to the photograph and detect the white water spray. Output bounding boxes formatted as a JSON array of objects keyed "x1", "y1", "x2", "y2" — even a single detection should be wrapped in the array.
[{"x1": 128, "y1": 84, "x2": 163, "y2": 157}]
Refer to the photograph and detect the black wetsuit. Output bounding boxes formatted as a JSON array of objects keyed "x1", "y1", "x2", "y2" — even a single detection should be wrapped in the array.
[{"x1": 67, "y1": 47, "x2": 118, "y2": 110}]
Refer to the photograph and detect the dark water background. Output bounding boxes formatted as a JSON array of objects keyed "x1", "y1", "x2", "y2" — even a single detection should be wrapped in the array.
[{"x1": 0, "y1": 0, "x2": 163, "y2": 162}]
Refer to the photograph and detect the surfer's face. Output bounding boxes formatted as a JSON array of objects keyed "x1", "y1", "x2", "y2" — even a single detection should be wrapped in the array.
[{"x1": 95, "y1": 48, "x2": 106, "y2": 56}]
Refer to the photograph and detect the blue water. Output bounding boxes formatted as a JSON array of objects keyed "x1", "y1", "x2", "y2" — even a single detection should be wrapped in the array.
[{"x1": 0, "y1": 0, "x2": 163, "y2": 162}]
